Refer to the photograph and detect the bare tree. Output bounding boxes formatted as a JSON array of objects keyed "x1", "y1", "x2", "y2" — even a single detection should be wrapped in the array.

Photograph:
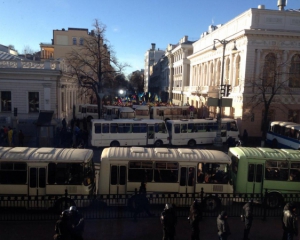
[
  {"x1": 65, "y1": 19, "x2": 129, "y2": 118},
  {"x1": 129, "y1": 71, "x2": 144, "y2": 93},
  {"x1": 244, "y1": 48, "x2": 299, "y2": 140}
]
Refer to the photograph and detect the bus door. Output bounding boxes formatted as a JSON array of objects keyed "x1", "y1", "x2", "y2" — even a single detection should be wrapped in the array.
[
  {"x1": 29, "y1": 167, "x2": 46, "y2": 196},
  {"x1": 110, "y1": 165, "x2": 126, "y2": 195},
  {"x1": 147, "y1": 125, "x2": 155, "y2": 145},
  {"x1": 246, "y1": 163, "x2": 263, "y2": 194},
  {"x1": 179, "y1": 166, "x2": 196, "y2": 193}
]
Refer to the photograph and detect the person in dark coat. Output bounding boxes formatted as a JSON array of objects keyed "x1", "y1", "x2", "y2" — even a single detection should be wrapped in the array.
[
  {"x1": 68, "y1": 206, "x2": 85, "y2": 240},
  {"x1": 188, "y1": 200, "x2": 202, "y2": 240},
  {"x1": 282, "y1": 202, "x2": 298, "y2": 240},
  {"x1": 54, "y1": 211, "x2": 72, "y2": 240},
  {"x1": 133, "y1": 182, "x2": 153, "y2": 221},
  {"x1": 217, "y1": 211, "x2": 231, "y2": 240},
  {"x1": 242, "y1": 129, "x2": 248, "y2": 146},
  {"x1": 160, "y1": 203, "x2": 177, "y2": 240},
  {"x1": 243, "y1": 200, "x2": 253, "y2": 240}
]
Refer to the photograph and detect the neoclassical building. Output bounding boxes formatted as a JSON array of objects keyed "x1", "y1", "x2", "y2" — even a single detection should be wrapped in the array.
[{"x1": 165, "y1": 5, "x2": 300, "y2": 137}]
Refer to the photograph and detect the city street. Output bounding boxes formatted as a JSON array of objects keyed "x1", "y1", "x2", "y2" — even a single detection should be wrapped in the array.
[{"x1": 0, "y1": 216, "x2": 296, "y2": 240}]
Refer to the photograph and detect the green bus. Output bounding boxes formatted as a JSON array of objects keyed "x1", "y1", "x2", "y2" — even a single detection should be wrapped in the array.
[{"x1": 228, "y1": 147, "x2": 300, "y2": 207}]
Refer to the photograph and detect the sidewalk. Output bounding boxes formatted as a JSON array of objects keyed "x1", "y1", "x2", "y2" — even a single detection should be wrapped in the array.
[{"x1": 1, "y1": 217, "x2": 299, "y2": 240}]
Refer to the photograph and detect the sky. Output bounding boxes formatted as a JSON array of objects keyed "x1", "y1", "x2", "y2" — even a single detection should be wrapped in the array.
[{"x1": 1, "y1": 0, "x2": 299, "y2": 77}]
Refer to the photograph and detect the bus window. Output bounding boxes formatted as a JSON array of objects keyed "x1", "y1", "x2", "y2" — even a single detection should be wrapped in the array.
[
  {"x1": 119, "y1": 166, "x2": 126, "y2": 185},
  {"x1": 158, "y1": 110, "x2": 164, "y2": 117},
  {"x1": 188, "y1": 124, "x2": 196, "y2": 133},
  {"x1": 265, "y1": 160, "x2": 288, "y2": 181},
  {"x1": 290, "y1": 162, "x2": 300, "y2": 181},
  {"x1": 197, "y1": 163, "x2": 205, "y2": 183},
  {"x1": 110, "y1": 123, "x2": 118, "y2": 133},
  {"x1": 248, "y1": 164, "x2": 254, "y2": 182},
  {"x1": 155, "y1": 123, "x2": 166, "y2": 133},
  {"x1": 229, "y1": 121, "x2": 238, "y2": 131},
  {"x1": 181, "y1": 124, "x2": 187, "y2": 133},
  {"x1": 111, "y1": 166, "x2": 117, "y2": 185},
  {"x1": 188, "y1": 167, "x2": 195, "y2": 186},
  {"x1": 154, "y1": 162, "x2": 178, "y2": 183},
  {"x1": 102, "y1": 124, "x2": 109, "y2": 133},
  {"x1": 256, "y1": 164, "x2": 263, "y2": 182},
  {"x1": 95, "y1": 124, "x2": 101, "y2": 133},
  {"x1": 0, "y1": 162, "x2": 27, "y2": 184},
  {"x1": 174, "y1": 124, "x2": 180, "y2": 134},
  {"x1": 128, "y1": 161, "x2": 153, "y2": 182},
  {"x1": 180, "y1": 167, "x2": 187, "y2": 186}
]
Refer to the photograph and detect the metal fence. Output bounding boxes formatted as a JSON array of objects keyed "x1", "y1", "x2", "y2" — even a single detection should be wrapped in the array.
[{"x1": 0, "y1": 191, "x2": 299, "y2": 221}]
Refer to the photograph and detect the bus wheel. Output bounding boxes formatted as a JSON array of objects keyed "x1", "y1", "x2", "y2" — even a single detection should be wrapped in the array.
[
  {"x1": 110, "y1": 141, "x2": 120, "y2": 147},
  {"x1": 271, "y1": 139, "x2": 278, "y2": 149},
  {"x1": 154, "y1": 140, "x2": 163, "y2": 147},
  {"x1": 53, "y1": 198, "x2": 76, "y2": 214},
  {"x1": 203, "y1": 196, "x2": 221, "y2": 211},
  {"x1": 188, "y1": 140, "x2": 196, "y2": 148},
  {"x1": 266, "y1": 192, "x2": 283, "y2": 209}
]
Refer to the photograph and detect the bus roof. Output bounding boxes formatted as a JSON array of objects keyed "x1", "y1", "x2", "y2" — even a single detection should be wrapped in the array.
[
  {"x1": 229, "y1": 147, "x2": 300, "y2": 160},
  {"x1": 119, "y1": 107, "x2": 134, "y2": 113},
  {"x1": 0, "y1": 147, "x2": 93, "y2": 163},
  {"x1": 101, "y1": 147, "x2": 231, "y2": 164},
  {"x1": 150, "y1": 106, "x2": 190, "y2": 109},
  {"x1": 91, "y1": 118, "x2": 165, "y2": 124},
  {"x1": 166, "y1": 118, "x2": 235, "y2": 123}
]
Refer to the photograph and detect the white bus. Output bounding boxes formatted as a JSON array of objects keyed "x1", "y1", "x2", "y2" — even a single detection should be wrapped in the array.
[
  {"x1": 166, "y1": 118, "x2": 239, "y2": 147},
  {"x1": 134, "y1": 105, "x2": 150, "y2": 119},
  {"x1": 103, "y1": 106, "x2": 135, "y2": 119},
  {"x1": 75, "y1": 104, "x2": 98, "y2": 121},
  {"x1": 90, "y1": 119, "x2": 169, "y2": 147},
  {"x1": 266, "y1": 121, "x2": 300, "y2": 149},
  {"x1": 97, "y1": 146, "x2": 232, "y2": 207},
  {"x1": 150, "y1": 106, "x2": 195, "y2": 121},
  {"x1": 0, "y1": 147, "x2": 95, "y2": 210}
]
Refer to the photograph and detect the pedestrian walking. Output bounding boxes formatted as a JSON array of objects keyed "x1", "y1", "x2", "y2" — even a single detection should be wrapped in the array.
[
  {"x1": 242, "y1": 199, "x2": 253, "y2": 240},
  {"x1": 54, "y1": 211, "x2": 72, "y2": 240},
  {"x1": 18, "y1": 130, "x2": 24, "y2": 146},
  {"x1": 282, "y1": 202, "x2": 298, "y2": 240},
  {"x1": 188, "y1": 199, "x2": 202, "y2": 240},
  {"x1": 160, "y1": 203, "x2": 177, "y2": 240},
  {"x1": 133, "y1": 182, "x2": 153, "y2": 221},
  {"x1": 66, "y1": 206, "x2": 85, "y2": 240},
  {"x1": 217, "y1": 211, "x2": 231, "y2": 240}
]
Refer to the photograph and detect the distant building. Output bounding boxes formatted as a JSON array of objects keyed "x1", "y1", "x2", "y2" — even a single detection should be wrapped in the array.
[{"x1": 144, "y1": 43, "x2": 165, "y2": 93}]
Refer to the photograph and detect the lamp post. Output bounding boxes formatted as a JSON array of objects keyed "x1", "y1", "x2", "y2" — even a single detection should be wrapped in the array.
[{"x1": 212, "y1": 39, "x2": 237, "y2": 147}]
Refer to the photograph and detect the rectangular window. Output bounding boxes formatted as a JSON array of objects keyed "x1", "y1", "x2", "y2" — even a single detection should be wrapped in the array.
[
  {"x1": 79, "y1": 38, "x2": 84, "y2": 45},
  {"x1": 265, "y1": 160, "x2": 288, "y2": 181},
  {"x1": 0, "y1": 162, "x2": 27, "y2": 184},
  {"x1": 73, "y1": 37, "x2": 77, "y2": 45},
  {"x1": 29, "y1": 92, "x2": 39, "y2": 112},
  {"x1": 290, "y1": 162, "x2": 300, "y2": 182},
  {"x1": 154, "y1": 162, "x2": 178, "y2": 183},
  {"x1": 202, "y1": 163, "x2": 229, "y2": 184},
  {"x1": 1, "y1": 91, "x2": 12, "y2": 112},
  {"x1": 94, "y1": 124, "x2": 101, "y2": 133},
  {"x1": 128, "y1": 161, "x2": 153, "y2": 182}
]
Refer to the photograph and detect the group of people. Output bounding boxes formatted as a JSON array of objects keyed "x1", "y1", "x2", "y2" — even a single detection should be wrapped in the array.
[
  {"x1": 0, "y1": 125, "x2": 24, "y2": 147},
  {"x1": 54, "y1": 206, "x2": 85, "y2": 240}
]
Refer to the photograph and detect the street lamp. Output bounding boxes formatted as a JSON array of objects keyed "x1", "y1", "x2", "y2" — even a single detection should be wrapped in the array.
[{"x1": 212, "y1": 39, "x2": 237, "y2": 147}]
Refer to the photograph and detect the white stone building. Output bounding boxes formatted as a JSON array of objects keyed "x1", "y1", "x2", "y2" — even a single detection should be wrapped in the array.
[{"x1": 184, "y1": 5, "x2": 300, "y2": 137}]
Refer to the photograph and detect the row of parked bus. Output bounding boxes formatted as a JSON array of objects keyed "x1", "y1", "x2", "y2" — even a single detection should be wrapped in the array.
[
  {"x1": 75, "y1": 104, "x2": 196, "y2": 121},
  {"x1": 89, "y1": 118, "x2": 239, "y2": 148},
  {"x1": 0, "y1": 146, "x2": 299, "y2": 210}
]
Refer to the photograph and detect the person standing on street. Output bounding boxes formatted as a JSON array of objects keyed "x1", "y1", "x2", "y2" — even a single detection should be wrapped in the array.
[
  {"x1": 188, "y1": 199, "x2": 202, "y2": 240},
  {"x1": 67, "y1": 206, "x2": 85, "y2": 240},
  {"x1": 243, "y1": 199, "x2": 253, "y2": 240},
  {"x1": 282, "y1": 202, "x2": 298, "y2": 240},
  {"x1": 160, "y1": 203, "x2": 177, "y2": 240},
  {"x1": 54, "y1": 211, "x2": 72, "y2": 240},
  {"x1": 217, "y1": 211, "x2": 231, "y2": 240}
]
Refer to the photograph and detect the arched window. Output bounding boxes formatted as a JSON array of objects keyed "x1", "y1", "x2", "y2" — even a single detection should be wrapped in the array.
[
  {"x1": 226, "y1": 58, "x2": 230, "y2": 83},
  {"x1": 263, "y1": 53, "x2": 277, "y2": 86},
  {"x1": 289, "y1": 54, "x2": 300, "y2": 88},
  {"x1": 210, "y1": 63, "x2": 214, "y2": 85},
  {"x1": 235, "y1": 55, "x2": 240, "y2": 86}
]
